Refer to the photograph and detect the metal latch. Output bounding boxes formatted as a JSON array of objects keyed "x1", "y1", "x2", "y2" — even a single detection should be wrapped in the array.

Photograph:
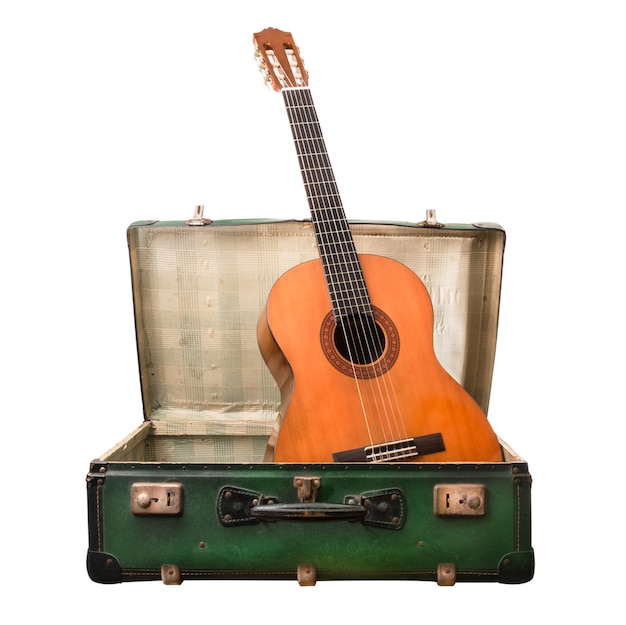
[
  {"x1": 294, "y1": 476, "x2": 321, "y2": 503},
  {"x1": 131, "y1": 483, "x2": 184, "y2": 515},
  {"x1": 434, "y1": 484, "x2": 486, "y2": 516},
  {"x1": 186, "y1": 205, "x2": 213, "y2": 226}
]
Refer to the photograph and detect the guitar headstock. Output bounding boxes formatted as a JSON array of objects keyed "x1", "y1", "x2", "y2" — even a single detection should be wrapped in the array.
[{"x1": 253, "y1": 28, "x2": 308, "y2": 91}]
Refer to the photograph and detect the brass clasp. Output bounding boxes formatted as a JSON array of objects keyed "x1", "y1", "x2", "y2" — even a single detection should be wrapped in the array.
[{"x1": 294, "y1": 476, "x2": 321, "y2": 503}]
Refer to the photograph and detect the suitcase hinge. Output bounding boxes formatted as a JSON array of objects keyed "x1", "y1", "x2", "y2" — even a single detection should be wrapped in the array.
[
  {"x1": 186, "y1": 205, "x2": 213, "y2": 226},
  {"x1": 86, "y1": 461, "x2": 108, "y2": 486},
  {"x1": 417, "y1": 209, "x2": 444, "y2": 228}
]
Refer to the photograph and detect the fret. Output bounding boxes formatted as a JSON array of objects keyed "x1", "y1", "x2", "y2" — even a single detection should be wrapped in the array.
[
  {"x1": 310, "y1": 207, "x2": 344, "y2": 219},
  {"x1": 321, "y1": 259, "x2": 362, "y2": 274},
  {"x1": 330, "y1": 298, "x2": 373, "y2": 319},
  {"x1": 285, "y1": 111, "x2": 319, "y2": 128},
  {"x1": 304, "y1": 193, "x2": 343, "y2": 211},
  {"x1": 305, "y1": 191, "x2": 341, "y2": 203},
  {"x1": 331, "y1": 294, "x2": 371, "y2": 309},
  {"x1": 284, "y1": 100, "x2": 317, "y2": 112},
  {"x1": 315, "y1": 232, "x2": 353, "y2": 246},
  {"x1": 301, "y1": 167, "x2": 335, "y2": 178},
  {"x1": 304, "y1": 178, "x2": 340, "y2": 191},
  {"x1": 316, "y1": 230, "x2": 354, "y2": 245},
  {"x1": 315, "y1": 236, "x2": 355, "y2": 255},
  {"x1": 284, "y1": 98, "x2": 316, "y2": 108},
  {"x1": 300, "y1": 166, "x2": 333, "y2": 181},
  {"x1": 312, "y1": 211, "x2": 349, "y2": 223},
  {"x1": 316, "y1": 236, "x2": 353, "y2": 248},
  {"x1": 323, "y1": 268, "x2": 367, "y2": 284},
  {"x1": 325, "y1": 278, "x2": 368, "y2": 294},
  {"x1": 297, "y1": 155, "x2": 332, "y2": 174},
  {"x1": 328, "y1": 288, "x2": 371, "y2": 306},
  {"x1": 307, "y1": 196, "x2": 343, "y2": 207},
  {"x1": 300, "y1": 163, "x2": 334, "y2": 177},
  {"x1": 306, "y1": 188, "x2": 338, "y2": 202},
  {"x1": 291, "y1": 132, "x2": 323, "y2": 147},
  {"x1": 293, "y1": 142, "x2": 325, "y2": 156},
  {"x1": 289, "y1": 119, "x2": 323, "y2": 133},
  {"x1": 310, "y1": 204, "x2": 345, "y2": 219},
  {"x1": 327, "y1": 282, "x2": 370, "y2": 300}
]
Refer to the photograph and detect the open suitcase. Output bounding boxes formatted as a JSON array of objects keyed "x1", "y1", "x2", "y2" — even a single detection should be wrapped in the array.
[{"x1": 85, "y1": 210, "x2": 534, "y2": 586}]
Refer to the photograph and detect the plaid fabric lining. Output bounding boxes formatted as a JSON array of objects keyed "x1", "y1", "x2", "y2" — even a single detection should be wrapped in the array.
[{"x1": 126, "y1": 221, "x2": 504, "y2": 463}]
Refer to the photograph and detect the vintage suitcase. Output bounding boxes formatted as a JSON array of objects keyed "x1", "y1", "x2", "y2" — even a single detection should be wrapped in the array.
[{"x1": 86, "y1": 212, "x2": 533, "y2": 586}]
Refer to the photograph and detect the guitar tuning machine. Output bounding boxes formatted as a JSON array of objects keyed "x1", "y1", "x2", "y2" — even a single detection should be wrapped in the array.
[
  {"x1": 254, "y1": 47, "x2": 273, "y2": 85},
  {"x1": 254, "y1": 48, "x2": 266, "y2": 70},
  {"x1": 186, "y1": 205, "x2": 213, "y2": 226}
]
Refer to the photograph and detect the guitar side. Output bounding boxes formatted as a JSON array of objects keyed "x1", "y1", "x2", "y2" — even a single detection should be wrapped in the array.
[{"x1": 257, "y1": 254, "x2": 503, "y2": 463}]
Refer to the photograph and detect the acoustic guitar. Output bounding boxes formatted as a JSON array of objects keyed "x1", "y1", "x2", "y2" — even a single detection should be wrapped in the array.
[{"x1": 253, "y1": 28, "x2": 502, "y2": 463}]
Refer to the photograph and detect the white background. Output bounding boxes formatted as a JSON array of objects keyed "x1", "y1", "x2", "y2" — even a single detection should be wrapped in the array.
[{"x1": 1, "y1": 1, "x2": 624, "y2": 621}]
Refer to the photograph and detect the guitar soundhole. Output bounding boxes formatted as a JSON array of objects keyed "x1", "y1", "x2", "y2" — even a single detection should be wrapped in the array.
[
  {"x1": 334, "y1": 313, "x2": 386, "y2": 364},
  {"x1": 321, "y1": 307, "x2": 400, "y2": 379}
]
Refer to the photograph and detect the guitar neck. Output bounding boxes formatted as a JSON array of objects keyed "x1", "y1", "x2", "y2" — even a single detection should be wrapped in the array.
[{"x1": 282, "y1": 87, "x2": 371, "y2": 319}]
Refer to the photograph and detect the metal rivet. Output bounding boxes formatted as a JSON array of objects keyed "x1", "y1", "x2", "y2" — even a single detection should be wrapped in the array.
[
  {"x1": 467, "y1": 495, "x2": 482, "y2": 510},
  {"x1": 136, "y1": 492, "x2": 152, "y2": 509}
]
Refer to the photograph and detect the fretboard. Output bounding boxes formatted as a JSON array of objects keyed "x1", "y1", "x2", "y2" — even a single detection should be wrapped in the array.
[{"x1": 282, "y1": 87, "x2": 372, "y2": 319}]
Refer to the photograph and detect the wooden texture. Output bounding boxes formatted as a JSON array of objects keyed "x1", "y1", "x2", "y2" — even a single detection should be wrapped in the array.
[{"x1": 258, "y1": 254, "x2": 503, "y2": 463}]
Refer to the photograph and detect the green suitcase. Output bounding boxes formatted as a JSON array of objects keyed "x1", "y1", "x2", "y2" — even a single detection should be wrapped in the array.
[{"x1": 86, "y1": 214, "x2": 533, "y2": 585}]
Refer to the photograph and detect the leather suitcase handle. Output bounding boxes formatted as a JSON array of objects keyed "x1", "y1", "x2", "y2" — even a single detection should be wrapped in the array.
[
  {"x1": 217, "y1": 485, "x2": 405, "y2": 529},
  {"x1": 250, "y1": 502, "x2": 367, "y2": 522}
]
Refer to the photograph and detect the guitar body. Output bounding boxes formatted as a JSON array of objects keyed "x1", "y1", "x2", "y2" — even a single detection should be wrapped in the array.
[
  {"x1": 253, "y1": 28, "x2": 502, "y2": 463},
  {"x1": 258, "y1": 254, "x2": 503, "y2": 463}
]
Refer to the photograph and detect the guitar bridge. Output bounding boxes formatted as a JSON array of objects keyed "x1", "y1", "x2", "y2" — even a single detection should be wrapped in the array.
[{"x1": 333, "y1": 433, "x2": 445, "y2": 463}]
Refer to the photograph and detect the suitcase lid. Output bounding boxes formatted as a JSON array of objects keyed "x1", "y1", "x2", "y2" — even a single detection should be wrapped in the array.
[{"x1": 127, "y1": 214, "x2": 505, "y2": 439}]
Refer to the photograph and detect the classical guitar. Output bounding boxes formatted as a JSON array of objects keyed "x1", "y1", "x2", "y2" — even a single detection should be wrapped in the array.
[{"x1": 253, "y1": 28, "x2": 502, "y2": 463}]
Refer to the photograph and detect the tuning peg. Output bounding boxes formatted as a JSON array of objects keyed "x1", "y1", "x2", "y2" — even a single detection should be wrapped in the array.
[
  {"x1": 255, "y1": 64, "x2": 274, "y2": 88},
  {"x1": 256, "y1": 64, "x2": 270, "y2": 83}
]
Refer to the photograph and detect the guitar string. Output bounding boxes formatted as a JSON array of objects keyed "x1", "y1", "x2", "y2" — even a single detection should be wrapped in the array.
[
  {"x1": 264, "y1": 49, "x2": 412, "y2": 456},
  {"x1": 293, "y1": 93, "x2": 400, "y2": 448},
  {"x1": 289, "y1": 87, "x2": 410, "y2": 454},
  {"x1": 283, "y1": 86, "x2": 410, "y2": 456},
  {"x1": 305, "y1": 113, "x2": 409, "y2": 455},
  {"x1": 282, "y1": 88, "x2": 377, "y2": 448}
]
